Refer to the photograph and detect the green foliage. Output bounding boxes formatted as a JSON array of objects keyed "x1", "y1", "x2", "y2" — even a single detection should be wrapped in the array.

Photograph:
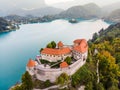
[
  {"x1": 87, "y1": 23, "x2": 120, "y2": 89},
  {"x1": 92, "y1": 32, "x2": 99, "y2": 42},
  {"x1": 87, "y1": 23, "x2": 120, "y2": 90},
  {"x1": 40, "y1": 59, "x2": 61, "y2": 68},
  {"x1": 46, "y1": 43, "x2": 53, "y2": 48},
  {"x1": 44, "y1": 80, "x2": 51, "y2": 87},
  {"x1": 115, "y1": 52, "x2": 120, "y2": 64},
  {"x1": 40, "y1": 59, "x2": 50, "y2": 64},
  {"x1": 21, "y1": 71, "x2": 33, "y2": 90},
  {"x1": 107, "y1": 85, "x2": 119, "y2": 90},
  {"x1": 71, "y1": 64, "x2": 94, "y2": 87},
  {"x1": 64, "y1": 57, "x2": 72, "y2": 65},
  {"x1": 12, "y1": 71, "x2": 33, "y2": 90},
  {"x1": 51, "y1": 41, "x2": 56, "y2": 48},
  {"x1": 56, "y1": 73, "x2": 69, "y2": 86},
  {"x1": 40, "y1": 48, "x2": 43, "y2": 52},
  {"x1": 46, "y1": 41, "x2": 56, "y2": 48},
  {"x1": 33, "y1": 79, "x2": 54, "y2": 89},
  {"x1": 85, "y1": 82, "x2": 93, "y2": 90},
  {"x1": 96, "y1": 83, "x2": 105, "y2": 90},
  {"x1": 11, "y1": 85, "x2": 22, "y2": 90}
]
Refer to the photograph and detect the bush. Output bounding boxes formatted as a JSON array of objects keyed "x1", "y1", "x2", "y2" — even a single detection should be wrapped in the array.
[
  {"x1": 44, "y1": 80, "x2": 51, "y2": 87},
  {"x1": 85, "y1": 82, "x2": 93, "y2": 90},
  {"x1": 96, "y1": 83, "x2": 105, "y2": 90},
  {"x1": 56, "y1": 73, "x2": 69, "y2": 86},
  {"x1": 64, "y1": 57, "x2": 72, "y2": 65},
  {"x1": 46, "y1": 41, "x2": 56, "y2": 48}
]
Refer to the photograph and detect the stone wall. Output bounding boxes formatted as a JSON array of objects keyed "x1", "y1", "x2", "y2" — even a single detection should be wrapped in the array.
[{"x1": 34, "y1": 58, "x2": 86, "y2": 82}]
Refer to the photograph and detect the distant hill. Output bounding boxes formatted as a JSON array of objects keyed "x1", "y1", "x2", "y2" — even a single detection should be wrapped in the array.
[
  {"x1": 0, "y1": 17, "x2": 18, "y2": 32},
  {"x1": 57, "y1": 3, "x2": 102, "y2": 19},
  {"x1": 104, "y1": 9, "x2": 120, "y2": 23},
  {"x1": 0, "y1": 0, "x2": 47, "y2": 16},
  {"x1": 3, "y1": 7, "x2": 63, "y2": 17},
  {"x1": 24, "y1": 7, "x2": 63, "y2": 17},
  {"x1": 5, "y1": 15, "x2": 26, "y2": 20},
  {"x1": 102, "y1": 2, "x2": 120, "y2": 14},
  {"x1": 3, "y1": 2, "x2": 120, "y2": 23},
  {"x1": 4, "y1": 14, "x2": 57, "y2": 24}
]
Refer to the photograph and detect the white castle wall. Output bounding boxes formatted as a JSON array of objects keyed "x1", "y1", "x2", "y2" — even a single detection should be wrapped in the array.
[
  {"x1": 41, "y1": 53, "x2": 72, "y2": 62},
  {"x1": 34, "y1": 57, "x2": 86, "y2": 82}
]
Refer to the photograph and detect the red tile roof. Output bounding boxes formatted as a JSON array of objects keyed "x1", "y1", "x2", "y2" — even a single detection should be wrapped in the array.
[
  {"x1": 73, "y1": 39, "x2": 88, "y2": 53},
  {"x1": 27, "y1": 59, "x2": 36, "y2": 67},
  {"x1": 60, "y1": 61, "x2": 68, "y2": 68},
  {"x1": 41, "y1": 47, "x2": 71, "y2": 55},
  {"x1": 57, "y1": 41, "x2": 64, "y2": 47},
  {"x1": 74, "y1": 39, "x2": 86, "y2": 44}
]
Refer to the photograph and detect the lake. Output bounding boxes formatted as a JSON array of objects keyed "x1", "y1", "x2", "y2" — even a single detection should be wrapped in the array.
[{"x1": 0, "y1": 19, "x2": 110, "y2": 90}]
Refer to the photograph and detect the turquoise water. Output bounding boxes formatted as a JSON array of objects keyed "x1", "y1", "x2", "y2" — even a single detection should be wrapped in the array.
[{"x1": 0, "y1": 19, "x2": 110, "y2": 90}]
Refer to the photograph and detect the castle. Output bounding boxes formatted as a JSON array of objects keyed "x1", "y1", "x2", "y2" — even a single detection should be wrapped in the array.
[{"x1": 26, "y1": 39, "x2": 88, "y2": 82}]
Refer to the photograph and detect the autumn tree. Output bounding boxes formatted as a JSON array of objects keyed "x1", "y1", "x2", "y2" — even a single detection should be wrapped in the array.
[{"x1": 97, "y1": 50, "x2": 120, "y2": 89}]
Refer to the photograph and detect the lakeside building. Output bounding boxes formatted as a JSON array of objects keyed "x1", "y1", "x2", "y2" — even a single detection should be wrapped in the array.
[{"x1": 26, "y1": 39, "x2": 88, "y2": 82}]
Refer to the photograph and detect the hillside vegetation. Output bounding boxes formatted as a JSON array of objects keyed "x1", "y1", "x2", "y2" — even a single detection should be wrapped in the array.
[{"x1": 73, "y1": 23, "x2": 120, "y2": 89}]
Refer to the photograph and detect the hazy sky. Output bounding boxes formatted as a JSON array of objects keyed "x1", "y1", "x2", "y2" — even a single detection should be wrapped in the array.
[
  {"x1": 0, "y1": 0, "x2": 120, "y2": 10},
  {"x1": 45, "y1": 0, "x2": 74, "y2": 4},
  {"x1": 45, "y1": 0, "x2": 120, "y2": 6}
]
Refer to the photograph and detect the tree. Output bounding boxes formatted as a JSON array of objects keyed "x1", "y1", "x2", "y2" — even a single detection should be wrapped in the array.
[
  {"x1": 11, "y1": 85, "x2": 22, "y2": 90},
  {"x1": 107, "y1": 85, "x2": 119, "y2": 90},
  {"x1": 96, "y1": 83, "x2": 105, "y2": 90},
  {"x1": 85, "y1": 82, "x2": 93, "y2": 90},
  {"x1": 92, "y1": 33, "x2": 99, "y2": 42},
  {"x1": 51, "y1": 41, "x2": 56, "y2": 48},
  {"x1": 46, "y1": 41, "x2": 56, "y2": 48},
  {"x1": 11, "y1": 71, "x2": 33, "y2": 90},
  {"x1": 56, "y1": 73, "x2": 69, "y2": 86},
  {"x1": 97, "y1": 51, "x2": 120, "y2": 89},
  {"x1": 46, "y1": 43, "x2": 52, "y2": 48},
  {"x1": 115, "y1": 52, "x2": 120, "y2": 64},
  {"x1": 72, "y1": 64, "x2": 94, "y2": 87},
  {"x1": 40, "y1": 48, "x2": 43, "y2": 52},
  {"x1": 64, "y1": 57, "x2": 72, "y2": 65},
  {"x1": 21, "y1": 71, "x2": 33, "y2": 90}
]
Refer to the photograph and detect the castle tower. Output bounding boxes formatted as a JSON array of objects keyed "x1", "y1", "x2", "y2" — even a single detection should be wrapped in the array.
[{"x1": 57, "y1": 41, "x2": 64, "y2": 49}]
